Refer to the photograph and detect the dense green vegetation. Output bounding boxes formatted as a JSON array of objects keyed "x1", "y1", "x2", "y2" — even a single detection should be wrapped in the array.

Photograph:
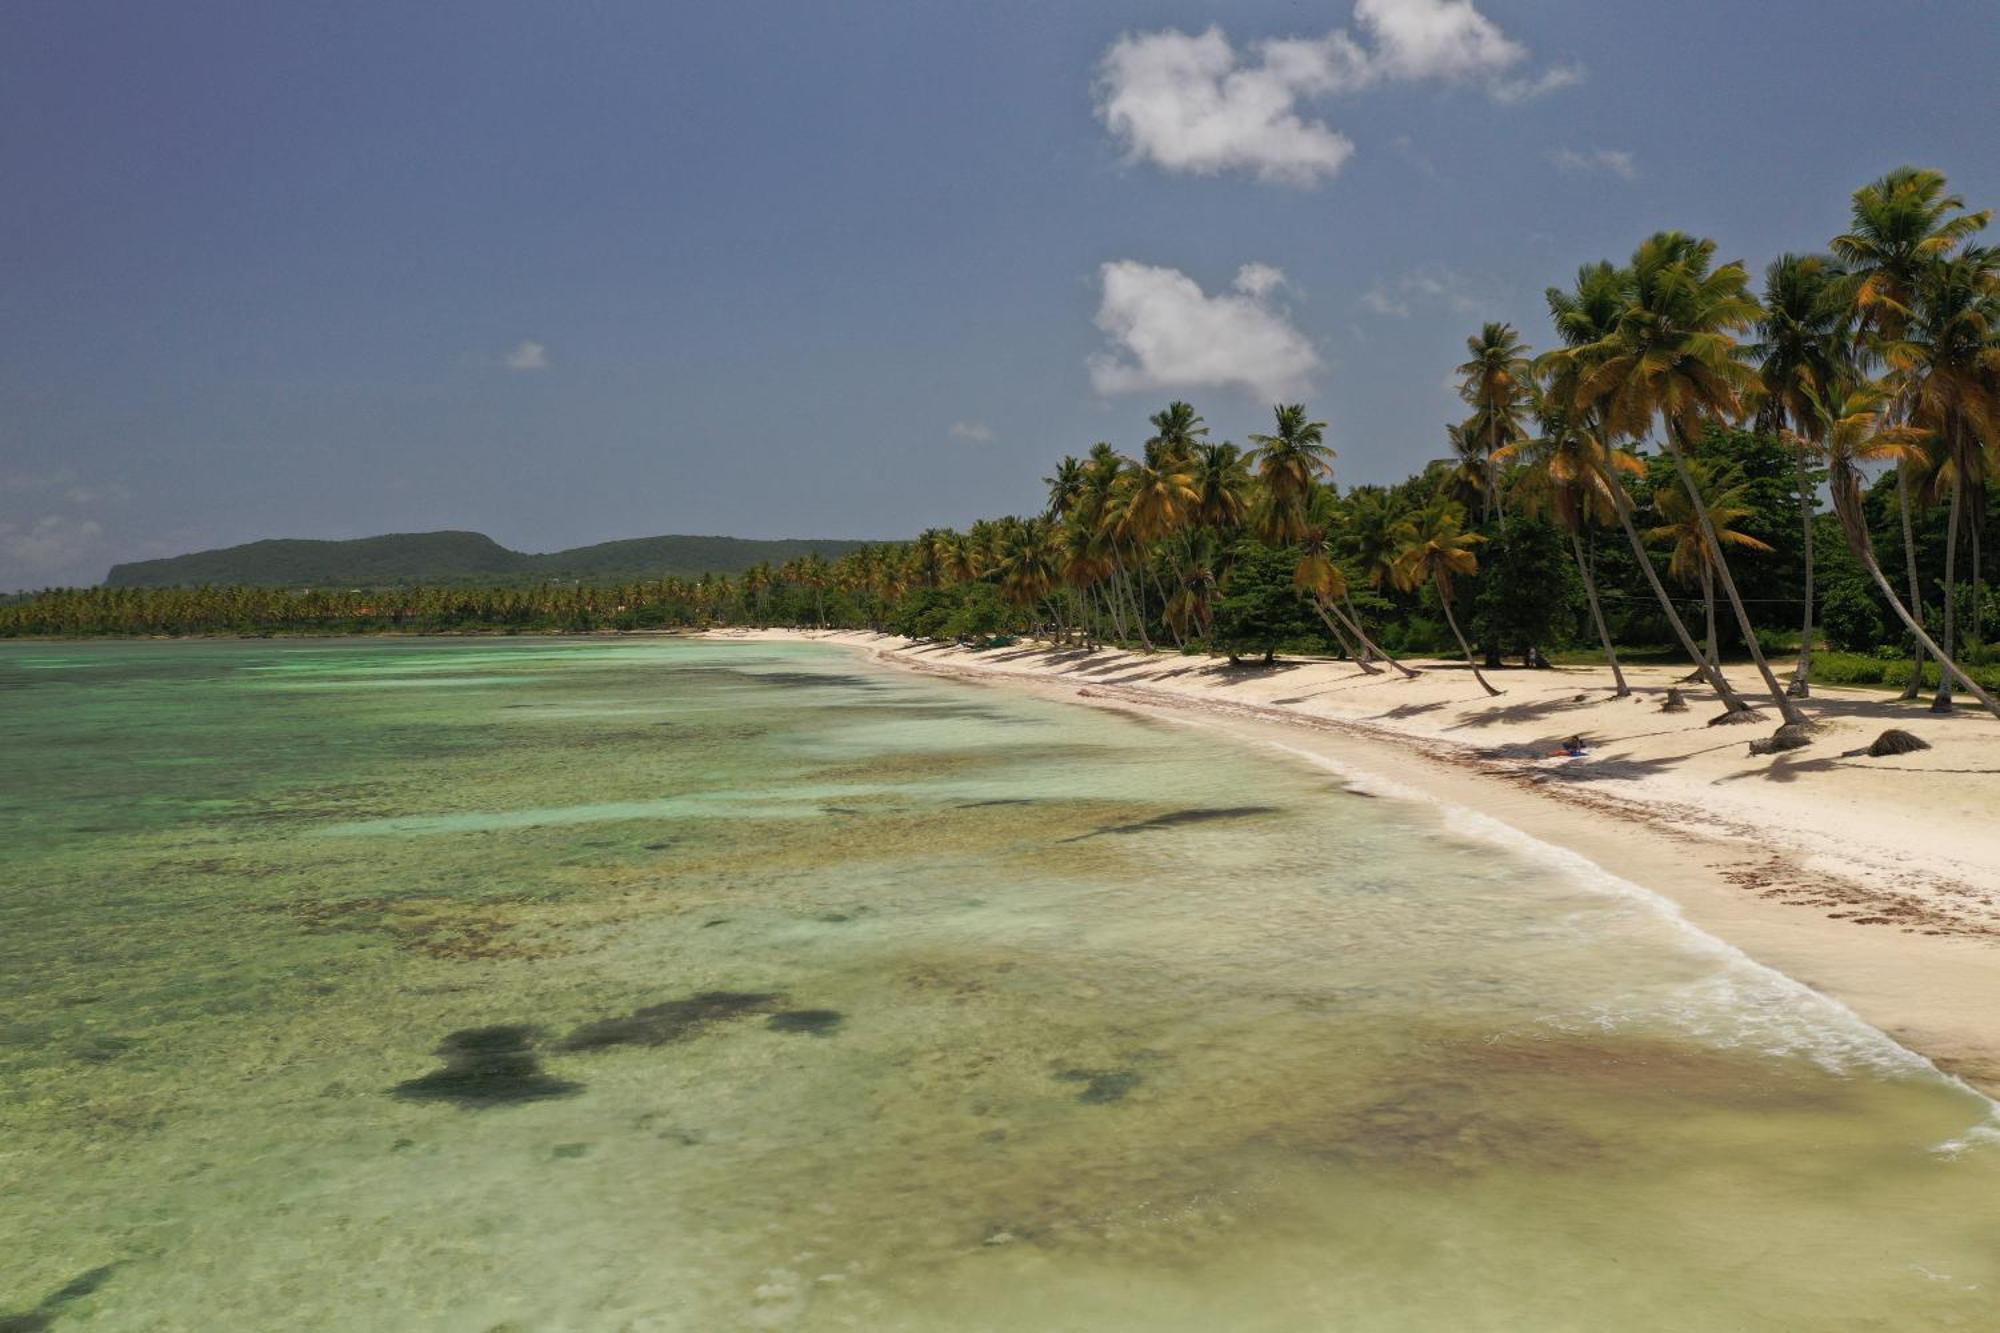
[
  {"x1": 101, "y1": 530, "x2": 876, "y2": 588},
  {"x1": 12, "y1": 168, "x2": 2000, "y2": 717}
]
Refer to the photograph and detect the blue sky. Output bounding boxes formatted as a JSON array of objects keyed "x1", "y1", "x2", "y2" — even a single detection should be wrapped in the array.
[{"x1": 4, "y1": 0, "x2": 1997, "y2": 588}]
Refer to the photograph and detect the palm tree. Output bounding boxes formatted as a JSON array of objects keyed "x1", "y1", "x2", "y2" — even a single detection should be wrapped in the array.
[
  {"x1": 1803, "y1": 384, "x2": 2000, "y2": 716},
  {"x1": 1882, "y1": 247, "x2": 2000, "y2": 711},
  {"x1": 1504, "y1": 383, "x2": 1638, "y2": 696},
  {"x1": 1145, "y1": 401, "x2": 1208, "y2": 468},
  {"x1": 1457, "y1": 322, "x2": 1532, "y2": 519},
  {"x1": 1189, "y1": 441, "x2": 1252, "y2": 534},
  {"x1": 1394, "y1": 498, "x2": 1500, "y2": 696},
  {"x1": 1164, "y1": 533, "x2": 1221, "y2": 641},
  {"x1": 1647, "y1": 461, "x2": 1775, "y2": 668},
  {"x1": 1578, "y1": 231, "x2": 1808, "y2": 727},
  {"x1": 1542, "y1": 261, "x2": 1760, "y2": 715},
  {"x1": 1751, "y1": 253, "x2": 1852, "y2": 696},
  {"x1": 1833, "y1": 167, "x2": 1993, "y2": 699},
  {"x1": 1043, "y1": 457, "x2": 1086, "y2": 520},
  {"x1": 1247, "y1": 404, "x2": 1335, "y2": 543}
]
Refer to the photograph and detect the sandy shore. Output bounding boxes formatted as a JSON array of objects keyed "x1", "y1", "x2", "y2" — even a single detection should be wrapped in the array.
[{"x1": 709, "y1": 627, "x2": 2000, "y2": 1097}]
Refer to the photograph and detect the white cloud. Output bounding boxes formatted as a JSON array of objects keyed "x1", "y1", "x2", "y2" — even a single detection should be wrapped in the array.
[
  {"x1": 1351, "y1": 0, "x2": 1522, "y2": 82},
  {"x1": 1549, "y1": 146, "x2": 1637, "y2": 180},
  {"x1": 1096, "y1": 3, "x2": 1578, "y2": 186},
  {"x1": 1360, "y1": 265, "x2": 1494, "y2": 319},
  {"x1": 0, "y1": 514, "x2": 105, "y2": 578},
  {"x1": 1095, "y1": 27, "x2": 1358, "y2": 187},
  {"x1": 948, "y1": 420, "x2": 995, "y2": 442},
  {"x1": 505, "y1": 340, "x2": 549, "y2": 372},
  {"x1": 1088, "y1": 260, "x2": 1318, "y2": 401},
  {"x1": 1491, "y1": 62, "x2": 1585, "y2": 103}
]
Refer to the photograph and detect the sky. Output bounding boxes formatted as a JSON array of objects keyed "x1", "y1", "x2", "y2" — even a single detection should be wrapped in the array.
[{"x1": 4, "y1": 0, "x2": 1998, "y2": 589}]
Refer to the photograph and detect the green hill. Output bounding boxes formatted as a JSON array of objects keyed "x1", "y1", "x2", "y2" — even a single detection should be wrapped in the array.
[{"x1": 103, "y1": 530, "x2": 878, "y2": 588}]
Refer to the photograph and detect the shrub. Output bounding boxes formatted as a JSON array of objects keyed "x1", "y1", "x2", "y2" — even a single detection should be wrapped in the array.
[{"x1": 1819, "y1": 579, "x2": 1889, "y2": 652}]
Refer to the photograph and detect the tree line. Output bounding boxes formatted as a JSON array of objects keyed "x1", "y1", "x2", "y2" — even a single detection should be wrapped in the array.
[{"x1": 7, "y1": 168, "x2": 1999, "y2": 718}]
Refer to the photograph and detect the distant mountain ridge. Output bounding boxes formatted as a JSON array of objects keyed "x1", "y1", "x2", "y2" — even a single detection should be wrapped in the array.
[{"x1": 104, "y1": 530, "x2": 879, "y2": 588}]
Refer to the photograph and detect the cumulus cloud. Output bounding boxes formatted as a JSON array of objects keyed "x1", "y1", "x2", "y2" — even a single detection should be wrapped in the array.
[
  {"x1": 1088, "y1": 261, "x2": 1318, "y2": 401},
  {"x1": 1351, "y1": 0, "x2": 1522, "y2": 81},
  {"x1": 505, "y1": 340, "x2": 549, "y2": 371},
  {"x1": 1095, "y1": 28, "x2": 1357, "y2": 186},
  {"x1": 949, "y1": 420, "x2": 995, "y2": 442},
  {"x1": 1549, "y1": 146, "x2": 1637, "y2": 180},
  {"x1": 1096, "y1": 2, "x2": 1578, "y2": 186}
]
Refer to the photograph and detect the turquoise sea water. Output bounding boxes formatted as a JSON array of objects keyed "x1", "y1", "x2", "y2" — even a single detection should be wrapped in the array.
[{"x1": 3, "y1": 636, "x2": 1998, "y2": 1331}]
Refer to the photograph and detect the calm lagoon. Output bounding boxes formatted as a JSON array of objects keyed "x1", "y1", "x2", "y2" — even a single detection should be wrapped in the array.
[{"x1": 3, "y1": 637, "x2": 1996, "y2": 1330}]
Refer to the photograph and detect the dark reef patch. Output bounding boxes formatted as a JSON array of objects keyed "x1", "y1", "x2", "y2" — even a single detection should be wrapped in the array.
[
  {"x1": 1, "y1": 1264, "x2": 118, "y2": 1331},
  {"x1": 767, "y1": 1009, "x2": 844, "y2": 1036},
  {"x1": 557, "y1": 991, "x2": 782, "y2": 1051},
  {"x1": 1054, "y1": 1068, "x2": 1141, "y2": 1103},
  {"x1": 1063, "y1": 806, "x2": 1279, "y2": 841},
  {"x1": 391, "y1": 1025, "x2": 581, "y2": 1108},
  {"x1": 956, "y1": 798, "x2": 1037, "y2": 809}
]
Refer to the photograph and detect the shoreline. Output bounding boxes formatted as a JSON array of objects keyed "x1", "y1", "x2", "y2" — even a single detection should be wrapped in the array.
[{"x1": 716, "y1": 627, "x2": 2000, "y2": 1098}]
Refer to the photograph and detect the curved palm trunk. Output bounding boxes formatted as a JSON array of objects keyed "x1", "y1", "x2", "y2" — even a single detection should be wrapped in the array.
[
  {"x1": 1436, "y1": 571, "x2": 1502, "y2": 696},
  {"x1": 1665, "y1": 439, "x2": 1809, "y2": 726},
  {"x1": 1701, "y1": 563, "x2": 1719, "y2": 667},
  {"x1": 1571, "y1": 531, "x2": 1630, "y2": 696},
  {"x1": 1607, "y1": 477, "x2": 1754, "y2": 712},
  {"x1": 1834, "y1": 490, "x2": 2000, "y2": 718},
  {"x1": 1932, "y1": 478, "x2": 1963, "y2": 713},
  {"x1": 1337, "y1": 592, "x2": 1421, "y2": 679},
  {"x1": 1313, "y1": 599, "x2": 1381, "y2": 673},
  {"x1": 1789, "y1": 446, "x2": 1814, "y2": 697},
  {"x1": 1898, "y1": 464, "x2": 1927, "y2": 700}
]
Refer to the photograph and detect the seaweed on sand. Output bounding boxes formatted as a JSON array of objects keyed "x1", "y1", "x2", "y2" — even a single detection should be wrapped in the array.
[
  {"x1": 557, "y1": 992, "x2": 783, "y2": 1051},
  {"x1": 391, "y1": 1026, "x2": 581, "y2": 1108}
]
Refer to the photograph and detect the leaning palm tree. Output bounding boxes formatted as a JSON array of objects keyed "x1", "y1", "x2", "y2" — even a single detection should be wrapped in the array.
[
  {"x1": 1646, "y1": 462, "x2": 1775, "y2": 669},
  {"x1": 1881, "y1": 247, "x2": 2000, "y2": 711},
  {"x1": 1394, "y1": 498, "x2": 1501, "y2": 696},
  {"x1": 1578, "y1": 231, "x2": 1809, "y2": 727},
  {"x1": 1834, "y1": 167, "x2": 1993, "y2": 698},
  {"x1": 1803, "y1": 384, "x2": 2000, "y2": 716},
  {"x1": 1291, "y1": 486, "x2": 1415, "y2": 675},
  {"x1": 1542, "y1": 261, "x2": 1760, "y2": 715},
  {"x1": 1246, "y1": 404, "x2": 1335, "y2": 544},
  {"x1": 1750, "y1": 252, "x2": 1852, "y2": 696},
  {"x1": 1504, "y1": 384, "x2": 1638, "y2": 696},
  {"x1": 1456, "y1": 322, "x2": 1533, "y2": 519}
]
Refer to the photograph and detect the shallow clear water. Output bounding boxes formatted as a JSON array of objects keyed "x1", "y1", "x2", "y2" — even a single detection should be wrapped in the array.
[{"x1": 3, "y1": 636, "x2": 1997, "y2": 1331}]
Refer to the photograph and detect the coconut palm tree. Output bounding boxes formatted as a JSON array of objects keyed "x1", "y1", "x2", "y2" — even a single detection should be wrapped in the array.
[
  {"x1": 1457, "y1": 322, "x2": 1532, "y2": 519},
  {"x1": 1542, "y1": 261, "x2": 1759, "y2": 714},
  {"x1": 1247, "y1": 404, "x2": 1335, "y2": 544},
  {"x1": 1881, "y1": 247, "x2": 2000, "y2": 711},
  {"x1": 1751, "y1": 253, "x2": 1852, "y2": 696},
  {"x1": 1394, "y1": 498, "x2": 1500, "y2": 696},
  {"x1": 1577, "y1": 231, "x2": 1808, "y2": 727},
  {"x1": 1647, "y1": 461, "x2": 1775, "y2": 668},
  {"x1": 1189, "y1": 441, "x2": 1253, "y2": 535},
  {"x1": 1833, "y1": 167, "x2": 1993, "y2": 698},
  {"x1": 1503, "y1": 384, "x2": 1639, "y2": 696},
  {"x1": 1803, "y1": 384, "x2": 2000, "y2": 716},
  {"x1": 1043, "y1": 457, "x2": 1086, "y2": 520},
  {"x1": 1145, "y1": 401, "x2": 1208, "y2": 468}
]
